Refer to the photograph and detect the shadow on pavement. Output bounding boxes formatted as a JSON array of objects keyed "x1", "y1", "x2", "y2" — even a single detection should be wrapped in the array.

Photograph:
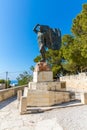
[{"x1": 0, "y1": 96, "x2": 17, "y2": 110}]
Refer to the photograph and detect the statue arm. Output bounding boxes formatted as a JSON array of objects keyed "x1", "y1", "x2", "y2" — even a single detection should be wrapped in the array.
[{"x1": 33, "y1": 24, "x2": 40, "y2": 33}]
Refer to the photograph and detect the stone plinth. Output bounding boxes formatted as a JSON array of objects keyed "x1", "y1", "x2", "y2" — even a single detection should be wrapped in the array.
[
  {"x1": 27, "y1": 90, "x2": 70, "y2": 107},
  {"x1": 24, "y1": 81, "x2": 71, "y2": 107},
  {"x1": 33, "y1": 71, "x2": 53, "y2": 82},
  {"x1": 19, "y1": 80, "x2": 74, "y2": 111},
  {"x1": 28, "y1": 81, "x2": 66, "y2": 91},
  {"x1": 19, "y1": 61, "x2": 75, "y2": 112}
]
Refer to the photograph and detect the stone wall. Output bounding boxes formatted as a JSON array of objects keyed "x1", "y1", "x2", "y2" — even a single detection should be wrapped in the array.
[
  {"x1": 0, "y1": 85, "x2": 27, "y2": 102},
  {"x1": 60, "y1": 72, "x2": 87, "y2": 93}
]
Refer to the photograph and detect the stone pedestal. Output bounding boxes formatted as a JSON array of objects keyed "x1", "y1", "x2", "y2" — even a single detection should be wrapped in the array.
[
  {"x1": 28, "y1": 81, "x2": 66, "y2": 91},
  {"x1": 33, "y1": 71, "x2": 53, "y2": 82},
  {"x1": 27, "y1": 90, "x2": 70, "y2": 107},
  {"x1": 19, "y1": 62, "x2": 74, "y2": 113},
  {"x1": 33, "y1": 61, "x2": 52, "y2": 82},
  {"x1": 26, "y1": 79, "x2": 71, "y2": 107}
]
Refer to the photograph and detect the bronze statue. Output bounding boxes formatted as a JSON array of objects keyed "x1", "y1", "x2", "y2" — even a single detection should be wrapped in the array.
[{"x1": 33, "y1": 24, "x2": 61, "y2": 62}]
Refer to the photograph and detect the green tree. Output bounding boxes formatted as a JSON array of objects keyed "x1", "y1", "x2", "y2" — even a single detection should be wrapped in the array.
[
  {"x1": 30, "y1": 65, "x2": 34, "y2": 72},
  {"x1": 0, "y1": 79, "x2": 5, "y2": 83},
  {"x1": 72, "y1": 4, "x2": 87, "y2": 36},
  {"x1": 46, "y1": 49, "x2": 62, "y2": 76},
  {"x1": 34, "y1": 55, "x2": 41, "y2": 63},
  {"x1": 17, "y1": 71, "x2": 33, "y2": 85},
  {"x1": 62, "y1": 3, "x2": 87, "y2": 73},
  {"x1": 0, "y1": 79, "x2": 11, "y2": 88}
]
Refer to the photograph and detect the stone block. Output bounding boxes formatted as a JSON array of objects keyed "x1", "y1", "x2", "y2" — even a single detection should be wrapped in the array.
[
  {"x1": 19, "y1": 96, "x2": 27, "y2": 114},
  {"x1": 26, "y1": 89, "x2": 71, "y2": 107},
  {"x1": 55, "y1": 92, "x2": 63, "y2": 100},
  {"x1": 63, "y1": 93, "x2": 70, "y2": 102},
  {"x1": 55, "y1": 84, "x2": 61, "y2": 90},
  {"x1": 81, "y1": 93, "x2": 87, "y2": 104},
  {"x1": 27, "y1": 90, "x2": 51, "y2": 106},
  {"x1": 23, "y1": 87, "x2": 28, "y2": 96},
  {"x1": 17, "y1": 90, "x2": 22, "y2": 101},
  {"x1": 33, "y1": 71, "x2": 53, "y2": 82},
  {"x1": 28, "y1": 81, "x2": 66, "y2": 91}
]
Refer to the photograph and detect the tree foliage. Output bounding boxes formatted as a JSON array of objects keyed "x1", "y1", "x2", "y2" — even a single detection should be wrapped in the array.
[
  {"x1": 34, "y1": 55, "x2": 41, "y2": 63},
  {"x1": 62, "y1": 4, "x2": 87, "y2": 73},
  {"x1": 16, "y1": 70, "x2": 33, "y2": 86},
  {"x1": 0, "y1": 79, "x2": 11, "y2": 88},
  {"x1": 45, "y1": 49, "x2": 62, "y2": 76},
  {"x1": 72, "y1": 4, "x2": 87, "y2": 36},
  {"x1": 0, "y1": 79, "x2": 5, "y2": 83}
]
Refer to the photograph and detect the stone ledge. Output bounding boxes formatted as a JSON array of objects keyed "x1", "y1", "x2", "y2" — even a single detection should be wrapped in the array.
[
  {"x1": 26, "y1": 90, "x2": 71, "y2": 107},
  {"x1": 24, "y1": 100, "x2": 82, "y2": 114},
  {"x1": 0, "y1": 85, "x2": 27, "y2": 102},
  {"x1": 28, "y1": 81, "x2": 66, "y2": 91}
]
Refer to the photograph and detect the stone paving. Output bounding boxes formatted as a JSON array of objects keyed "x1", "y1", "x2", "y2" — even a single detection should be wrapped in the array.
[{"x1": 0, "y1": 96, "x2": 87, "y2": 130}]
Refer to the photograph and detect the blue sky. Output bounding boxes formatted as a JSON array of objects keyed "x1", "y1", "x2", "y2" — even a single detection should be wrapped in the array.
[{"x1": 0, "y1": 0, "x2": 87, "y2": 80}]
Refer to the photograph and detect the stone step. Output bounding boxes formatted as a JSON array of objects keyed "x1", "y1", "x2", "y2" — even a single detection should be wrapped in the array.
[
  {"x1": 24, "y1": 100, "x2": 83, "y2": 114},
  {"x1": 28, "y1": 81, "x2": 66, "y2": 91}
]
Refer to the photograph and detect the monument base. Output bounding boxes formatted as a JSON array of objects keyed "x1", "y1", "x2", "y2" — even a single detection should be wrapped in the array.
[
  {"x1": 19, "y1": 63, "x2": 75, "y2": 114},
  {"x1": 33, "y1": 71, "x2": 53, "y2": 82},
  {"x1": 27, "y1": 90, "x2": 70, "y2": 107},
  {"x1": 24, "y1": 80, "x2": 73, "y2": 107},
  {"x1": 28, "y1": 81, "x2": 66, "y2": 91}
]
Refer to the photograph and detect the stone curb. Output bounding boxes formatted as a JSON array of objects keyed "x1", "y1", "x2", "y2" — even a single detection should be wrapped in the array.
[{"x1": 25, "y1": 100, "x2": 83, "y2": 114}]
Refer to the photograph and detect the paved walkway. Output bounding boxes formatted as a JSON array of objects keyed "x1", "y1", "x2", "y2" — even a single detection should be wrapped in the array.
[{"x1": 0, "y1": 97, "x2": 87, "y2": 130}]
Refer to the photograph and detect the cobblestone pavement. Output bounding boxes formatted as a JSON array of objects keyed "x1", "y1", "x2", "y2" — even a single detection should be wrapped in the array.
[{"x1": 0, "y1": 97, "x2": 87, "y2": 130}]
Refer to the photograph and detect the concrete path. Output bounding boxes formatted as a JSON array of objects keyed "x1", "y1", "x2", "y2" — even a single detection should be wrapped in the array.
[{"x1": 0, "y1": 97, "x2": 87, "y2": 130}]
